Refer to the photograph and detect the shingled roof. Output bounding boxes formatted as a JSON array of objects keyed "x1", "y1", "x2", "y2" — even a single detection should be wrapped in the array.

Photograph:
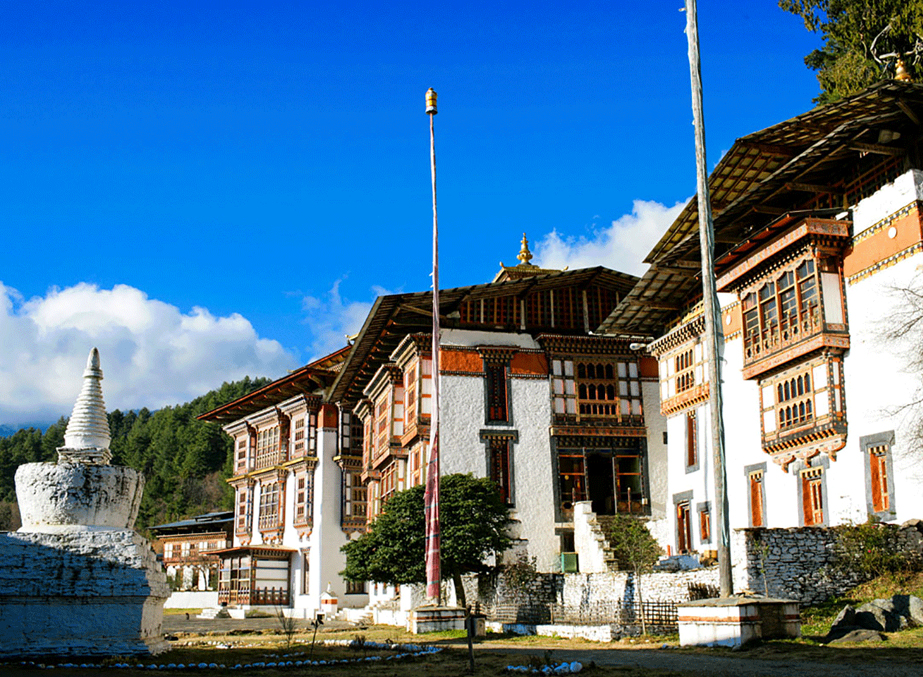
[
  {"x1": 328, "y1": 266, "x2": 639, "y2": 405},
  {"x1": 597, "y1": 80, "x2": 923, "y2": 337}
]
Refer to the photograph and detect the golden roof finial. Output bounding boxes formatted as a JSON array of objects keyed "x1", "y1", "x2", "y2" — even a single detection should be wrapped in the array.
[
  {"x1": 895, "y1": 57, "x2": 912, "y2": 82},
  {"x1": 517, "y1": 232, "x2": 535, "y2": 266}
]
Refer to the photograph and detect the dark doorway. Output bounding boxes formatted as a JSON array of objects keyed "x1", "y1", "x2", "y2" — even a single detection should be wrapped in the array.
[{"x1": 586, "y1": 452, "x2": 615, "y2": 515}]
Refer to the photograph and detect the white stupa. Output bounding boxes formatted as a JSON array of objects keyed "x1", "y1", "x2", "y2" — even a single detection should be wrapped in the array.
[
  {"x1": 1, "y1": 348, "x2": 170, "y2": 657},
  {"x1": 57, "y1": 347, "x2": 113, "y2": 465}
]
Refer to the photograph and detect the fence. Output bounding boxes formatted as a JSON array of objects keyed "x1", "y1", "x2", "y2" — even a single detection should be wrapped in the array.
[{"x1": 484, "y1": 599, "x2": 678, "y2": 632}]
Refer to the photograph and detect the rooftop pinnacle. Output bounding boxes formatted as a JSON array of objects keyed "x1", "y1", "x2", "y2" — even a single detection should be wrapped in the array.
[{"x1": 59, "y1": 348, "x2": 112, "y2": 464}]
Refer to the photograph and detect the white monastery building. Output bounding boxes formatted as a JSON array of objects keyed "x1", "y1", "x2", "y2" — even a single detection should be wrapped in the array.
[
  {"x1": 199, "y1": 80, "x2": 923, "y2": 615},
  {"x1": 598, "y1": 81, "x2": 923, "y2": 556}
]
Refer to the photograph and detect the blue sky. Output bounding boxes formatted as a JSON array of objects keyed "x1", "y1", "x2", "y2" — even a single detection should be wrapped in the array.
[{"x1": 0, "y1": 1, "x2": 822, "y2": 425}]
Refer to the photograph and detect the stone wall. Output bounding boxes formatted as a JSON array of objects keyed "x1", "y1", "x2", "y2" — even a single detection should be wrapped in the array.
[
  {"x1": 465, "y1": 567, "x2": 719, "y2": 626},
  {"x1": 732, "y1": 524, "x2": 923, "y2": 605}
]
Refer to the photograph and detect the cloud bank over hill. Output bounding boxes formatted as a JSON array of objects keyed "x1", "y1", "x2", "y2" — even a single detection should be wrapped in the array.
[
  {"x1": 0, "y1": 282, "x2": 297, "y2": 427},
  {"x1": 532, "y1": 199, "x2": 685, "y2": 276}
]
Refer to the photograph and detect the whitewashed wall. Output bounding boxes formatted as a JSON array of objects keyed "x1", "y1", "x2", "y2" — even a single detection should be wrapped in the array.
[{"x1": 656, "y1": 170, "x2": 923, "y2": 555}]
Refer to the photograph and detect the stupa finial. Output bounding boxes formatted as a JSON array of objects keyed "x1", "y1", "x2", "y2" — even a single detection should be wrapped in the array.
[
  {"x1": 58, "y1": 347, "x2": 112, "y2": 465},
  {"x1": 517, "y1": 233, "x2": 536, "y2": 267}
]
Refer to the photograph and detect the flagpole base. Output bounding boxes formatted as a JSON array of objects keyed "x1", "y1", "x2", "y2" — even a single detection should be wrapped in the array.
[{"x1": 409, "y1": 605, "x2": 466, "y2": 634}]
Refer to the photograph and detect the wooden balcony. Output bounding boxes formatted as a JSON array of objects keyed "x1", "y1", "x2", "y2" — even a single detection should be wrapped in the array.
[{"x1": 742, "y1": 309, "x2": 849, "y2": 380}]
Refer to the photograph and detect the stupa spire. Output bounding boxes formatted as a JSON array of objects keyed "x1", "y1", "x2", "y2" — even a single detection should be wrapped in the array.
[{"x1": 58, "y1": 348, "x2": 112, "y2": 465}]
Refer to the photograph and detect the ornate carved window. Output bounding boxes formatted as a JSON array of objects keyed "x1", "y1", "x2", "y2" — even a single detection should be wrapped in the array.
[
  {"x1": 404, "y1": 365, "x2": 417, "y2": 425},
  {"x1": 651, "y1": 321, "x2": 709, "y2": 417},
  {"x1": 343, "y1": 471, "x2": 367, "y2": 523},
  {"x1": 339, "y1": 411, "x2": 364, "y2": 456},
  {"x1": 235, "y1": 485, "x2": 252, "y2": 535},
  {"x1": 485, "y1": 362, "x2": 509, "y2": 423},
  {"x1": 255, "y1": 426, "x2": 281, "y2": 470},
  {"x1": 291, "y1": 416, "x2": 306, "y2": 458},
  {"x1": 743, "y1": 258, "x2": 823, "y2": 367},
  {"x1": 759, "y1": 355, "x2": 847, "y2": 467},
  {"x1": 551, "y1": 358, "x2": 641, "y2": 422},
  {"x1": 235, "y1": 436, "x2": 247, "y2": 474},
  {"x1": 293, "y1": 472, "x2": 313, "y2": 526},
  {"x1": 258, "y1": 481, "x2": 281, "y2": 532}
]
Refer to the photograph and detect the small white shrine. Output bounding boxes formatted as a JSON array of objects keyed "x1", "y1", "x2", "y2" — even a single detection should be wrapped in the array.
[{"x1": 0, "y1": 349, "x2": 170, "y2": 657}]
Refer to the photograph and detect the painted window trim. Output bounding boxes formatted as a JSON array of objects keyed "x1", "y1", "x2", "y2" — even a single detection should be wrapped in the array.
[
  {"x1": 792, "y1": 456, "x2": 830, "y2": 527},
  {"x1": 861, "y1": 430, "x2": 897, "y2": 521},
  {"x1": 744, "y1": 462, "x2": 767, "y2": 528}
]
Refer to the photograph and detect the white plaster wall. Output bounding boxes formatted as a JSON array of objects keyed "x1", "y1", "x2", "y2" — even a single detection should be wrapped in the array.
[
  {"x1": 440, "y1": 370, "x2": 558, "y2": 572},
  {"x1": 572, "y1": 502, "x2": 606, "y2": 572},
  {"x1": 843, "y1": 253, "x2": 923, "y2": 523},
  {"x1": 508, "y1": 376, "x2": 557, "y2": 571},
  {"x1": 440, "y1": 374, "x2": 489, "y2": 477},
  {"x1": 165, "y1": 590, "x2": 218, "y2": 609},
  {"x1": 441, "y1": 329, "x2": 541, "y2": 350},
  {"x1": 297, "y1": 426, "x2": 352, "y2": 612},
  {"x1": 852, "y1": 169, "x2": 923, "y2": 233},
  {"x1": 643, "y1": 379, "x2": 669, "y2": 525},
  {"x1": 663, "y1": 404, "x2": 711, "y2": 553}
]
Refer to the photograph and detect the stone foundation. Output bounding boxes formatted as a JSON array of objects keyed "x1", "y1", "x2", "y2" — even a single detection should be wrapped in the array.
[{"x1": 0, "y1": 529, "x2": 170, "y2": 657}]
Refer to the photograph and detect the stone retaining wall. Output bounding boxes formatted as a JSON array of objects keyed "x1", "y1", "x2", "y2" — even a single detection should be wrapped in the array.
[
  {"x1": 732, "y1": 523, "x2": 923, "y2": 605},
  {"x1": 465, "y1": 567, "x2": 719, "y2": 626}
]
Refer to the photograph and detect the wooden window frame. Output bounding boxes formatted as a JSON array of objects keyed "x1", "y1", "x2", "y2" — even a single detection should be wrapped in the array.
[
  {"x1": 742, "y1": 256, "x2": 822, "y2": 363},
  {"x1": 759, "y1": 355, "x2": 846, "y2": 450},
  {"x1": 293, "y1": 471, "x2": 313, "y2": 527},
  {"x1": 489, "y1": 437, "x2": 513, "y2": 504},
  {"x1": 485, "y1": 362, "x2": 510, "y2": 423},
  {"x1": 675, "y1": 497, "x2": 693, "y2": 554},
  {"x1": 258, "y1": 481, "x2": 282, "y2": 532},
  {"x1": 861, "y1": 431, "x2": 897, "y2": 520},
  {"x1": 697, "y1": 501, "x2": 712, "y2": 544},
  {"x1": 255, "y1": 425, "x2": 281, "y2": 470},
  {"x1": 799, "y1": 465, "x2": 826, "y2": 527},
  {"x1": 745, "y1": 463, "x2": 767, "y2": 528},
  {"x1": 480, "y1": 430, "x2": 518, "y2": 506},
  {"x1": 685, "y1": 410, "x2": 699, "y2": 472}
]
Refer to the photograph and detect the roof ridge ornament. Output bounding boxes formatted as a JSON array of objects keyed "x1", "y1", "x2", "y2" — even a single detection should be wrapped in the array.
[
  {"x1": 517, "y1": 232, "x2": 536, "y2": 267},
  {"x1": 58, "y1": 347, "x2": 113, "y2": 465}
]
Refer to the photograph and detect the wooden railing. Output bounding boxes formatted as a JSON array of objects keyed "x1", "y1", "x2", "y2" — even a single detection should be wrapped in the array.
[
  {"x1": 744, "y1": 307, "x2": 822, "y2": 366},
  {"x1": 218, "y1": 586, "x2": 289, "y2": 607}
]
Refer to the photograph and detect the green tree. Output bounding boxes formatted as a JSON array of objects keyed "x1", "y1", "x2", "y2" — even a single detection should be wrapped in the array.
[
  {"x1": 341, "y1": 473, "x2": 513, "y2": 608},
  {"x1": 604, "y1": 515, "x2": 663, "y2": 635},
  {"x1": 780, "y1": 0, "x2": 923, "y2": 103}
]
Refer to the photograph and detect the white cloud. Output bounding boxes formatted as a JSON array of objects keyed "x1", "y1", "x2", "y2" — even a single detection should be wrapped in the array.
[
  {"x1": 301, "y1": 279, "x2": 397, "y2": 361},
  {"x1": 0, "y1": 282, "x2": 298, "y2": 427},
  {"x1": 532, "y1": 199, "x2": 685, "y2": 277}
]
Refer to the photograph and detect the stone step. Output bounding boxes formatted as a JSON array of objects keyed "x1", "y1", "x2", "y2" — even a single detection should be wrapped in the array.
[{"x1": 197, "y1": 607, "x2": 230, "y2": 620}]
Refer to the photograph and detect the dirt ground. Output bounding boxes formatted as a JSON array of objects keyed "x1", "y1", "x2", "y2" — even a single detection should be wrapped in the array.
[
  {"x1": 162, "y1": 615, "x2": 923, "y2": 676},
  {"x1": 4, "y1": 616, "x2": 923, "y2": 677}
]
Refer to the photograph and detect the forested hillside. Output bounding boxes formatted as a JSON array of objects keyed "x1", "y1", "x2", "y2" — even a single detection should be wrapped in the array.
[{"x1": 0, "y1": 376, "x2": 271, "y2": 533}]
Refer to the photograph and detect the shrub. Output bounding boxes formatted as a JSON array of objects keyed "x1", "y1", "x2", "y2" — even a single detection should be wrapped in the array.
[{"x1": 832, "y1": 519, "x2": 916, "y2": 578}]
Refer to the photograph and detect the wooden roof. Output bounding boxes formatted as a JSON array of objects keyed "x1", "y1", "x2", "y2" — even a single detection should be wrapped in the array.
[
  {"x1": 197, "y1": 346, "x2": 350, "y2": 424},
  {"x1": 328, "y1": 266, "x2": 639, "y2": 405},
  {"x1": 598, "y1": 81, "x2": 923, "y2": 336}
]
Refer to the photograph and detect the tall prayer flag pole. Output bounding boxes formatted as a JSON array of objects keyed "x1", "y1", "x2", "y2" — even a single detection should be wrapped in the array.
[
  {"x1": 685, "y1": 0, "x2": 732, "y2": 597},
  {"x1": 424, "y1": 87, "x2": 442, "y2": 604}
]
